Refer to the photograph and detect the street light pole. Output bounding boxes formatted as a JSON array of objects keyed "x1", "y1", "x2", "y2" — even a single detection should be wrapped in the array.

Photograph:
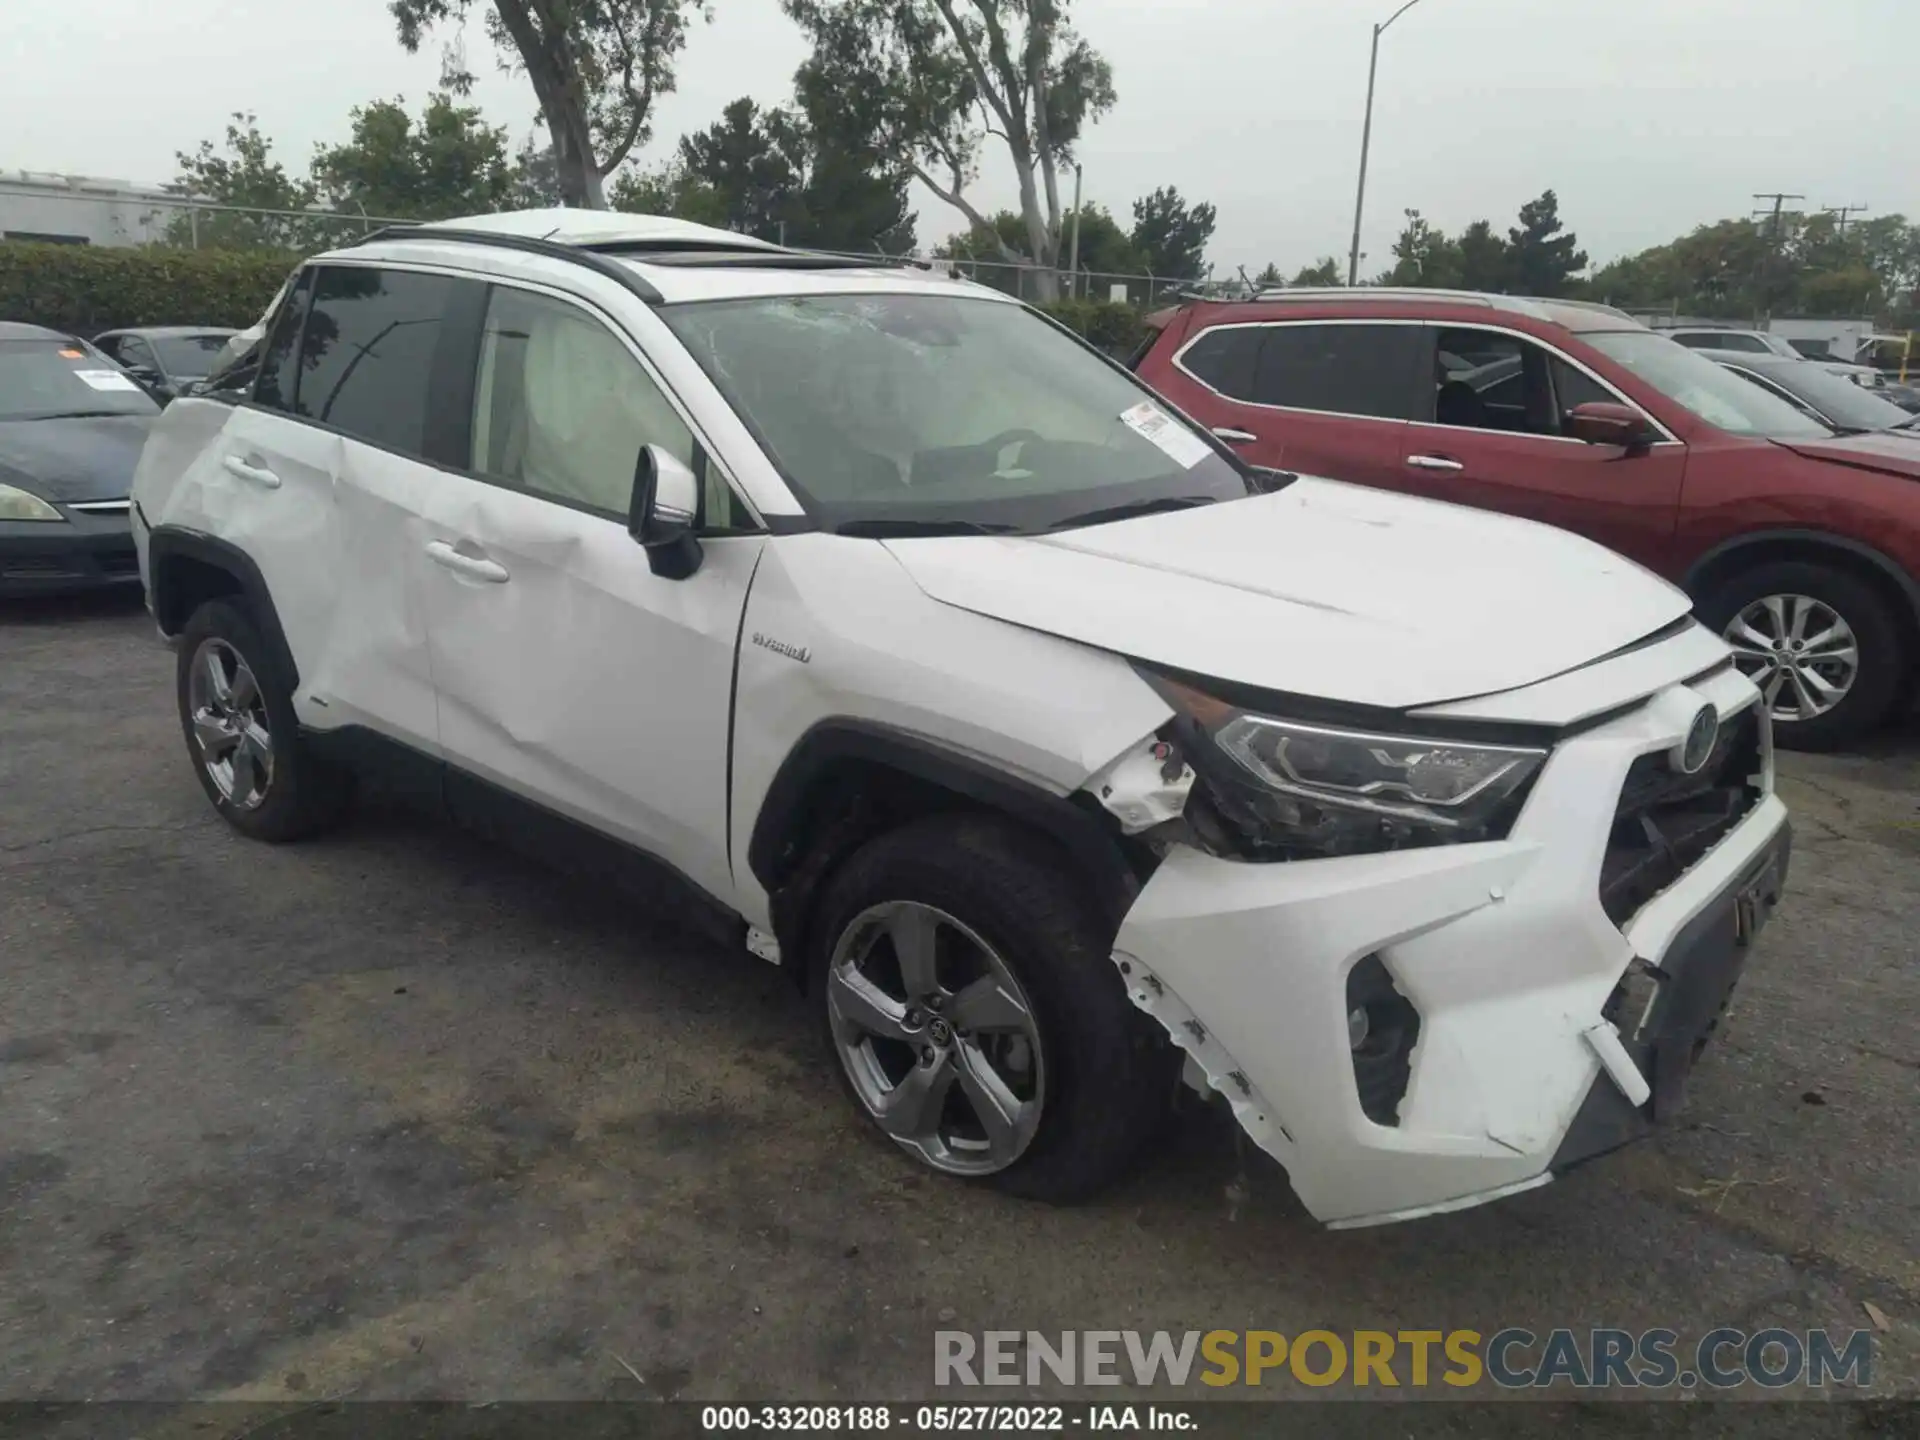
[
  {"x1": 1346, "y1": 0, "x2": 1430, "y2": 287},
  {"x1": 1068, "y1": 162, "x2": 1084, "y2": 300}
]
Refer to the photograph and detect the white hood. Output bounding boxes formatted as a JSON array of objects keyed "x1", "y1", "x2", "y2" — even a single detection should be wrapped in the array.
[{"x1": 882, "y1": 477, "x2": 1692, "y2": 711}]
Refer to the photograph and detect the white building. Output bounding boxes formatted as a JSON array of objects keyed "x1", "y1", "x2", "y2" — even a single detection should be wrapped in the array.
[{"x1": 0, "y1": 171, "x2": 176, "y2": 247}]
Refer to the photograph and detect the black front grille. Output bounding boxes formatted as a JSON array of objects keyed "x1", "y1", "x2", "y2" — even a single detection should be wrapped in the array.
[
  {"x1": 1599, "y1": 705, "x2": 1762, "y2": 927},
  {"x1": 97, "y1": 547, "x2": 140, "y2": 576}
]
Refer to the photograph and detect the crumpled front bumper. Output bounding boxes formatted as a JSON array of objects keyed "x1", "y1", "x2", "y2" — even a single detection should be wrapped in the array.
[{"x1": 1111, "y1": 669, "x2": 1790, "y2": 1228}]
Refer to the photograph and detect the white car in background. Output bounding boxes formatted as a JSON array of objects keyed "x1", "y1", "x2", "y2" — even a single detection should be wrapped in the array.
[
  {"x1": 128, "y1": 210, "x2": 1791, "y2": 1227},
  {"x1": 1666, "y1": 326, "x2": 1885, "y2": 387}
]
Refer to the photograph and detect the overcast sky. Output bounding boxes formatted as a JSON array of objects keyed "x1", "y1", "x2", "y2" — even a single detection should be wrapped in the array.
[{"x1": 8, "y1": 0, "x2": 1915, "y2": 275}]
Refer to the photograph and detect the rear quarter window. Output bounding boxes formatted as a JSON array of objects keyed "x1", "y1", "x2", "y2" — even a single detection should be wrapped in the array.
[{"x1": 1177, "y1": 325, "x2": 1263, "y2": 400}]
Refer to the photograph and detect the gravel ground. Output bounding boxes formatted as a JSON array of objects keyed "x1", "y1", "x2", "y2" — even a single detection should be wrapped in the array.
[{"x1": 1, "y1": 592, "x2": 1915, "y2": 1427}]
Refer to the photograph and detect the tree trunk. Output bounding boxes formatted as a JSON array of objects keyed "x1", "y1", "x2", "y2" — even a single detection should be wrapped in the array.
[
  {"x1": 495, "y1": 0, "x2": 607, "y2": 209},
  {"x1": 1012, "y1": 153, "x2": 1058, "y2": 301},
  {"x1": 544, "y1": 109, "x2": 604, "y2": 209}
]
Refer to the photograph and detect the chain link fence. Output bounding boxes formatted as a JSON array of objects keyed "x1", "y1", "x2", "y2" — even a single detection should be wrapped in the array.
[
  {"x1": 1, "y1": 179, "x2": 1241, "y2": 311},
  {"x1": 0, "y1": 179, "x2": 416, "y2": 252}
]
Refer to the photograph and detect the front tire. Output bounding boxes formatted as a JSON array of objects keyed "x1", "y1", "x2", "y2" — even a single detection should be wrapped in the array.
[
  {"x1": 175, "y1": 599, "x2": 352, "y2": 841},
  {"x1": 1699, "y1": 561, "x2": 1907, "y2": 752},
  {"x1": 811, "y1": 814, "x2": 1175, "y2": 1203}
]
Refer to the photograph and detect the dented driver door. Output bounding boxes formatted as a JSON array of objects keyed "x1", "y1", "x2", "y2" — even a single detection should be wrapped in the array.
[{"x1": 416, "y1": 280, "x2": 764, "y2": 908}]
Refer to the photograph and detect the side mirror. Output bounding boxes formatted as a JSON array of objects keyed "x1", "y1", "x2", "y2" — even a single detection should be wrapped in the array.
[
  {"x1": 627, "y1": 443, "x2": 703, "y2": 579},
  {"x1": 1567, "y1": 401, "x2": 1656, "y2": 453}
]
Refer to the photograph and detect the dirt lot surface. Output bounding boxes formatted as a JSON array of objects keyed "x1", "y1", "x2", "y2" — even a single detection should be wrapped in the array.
[{"x1": 2, "y1": 594, "x2": 1916, "y2": 1429}]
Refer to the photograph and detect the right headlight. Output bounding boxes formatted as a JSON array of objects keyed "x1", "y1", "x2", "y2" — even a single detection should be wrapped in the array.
[
  {"x1": 1151, "y1": 674, "x2": 1548, "y2": 856},
  {"x1": 0, "y1": 483, "x2": 62, "y2": 522}
]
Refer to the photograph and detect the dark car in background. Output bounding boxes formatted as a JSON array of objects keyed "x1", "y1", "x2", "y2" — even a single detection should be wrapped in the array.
[
  {"x1": 1703, "y1": 350, "x2": 1920, "y2": 436},
  {"x1": 1134, "y1": 289, "x2": 1920, "y2": 750},
  {"x1": 92, "y1": 327, "x2": 238, "y2": 404},
  {"x1": 0, "y1": 321, "x2": 157, "y2": 595}
]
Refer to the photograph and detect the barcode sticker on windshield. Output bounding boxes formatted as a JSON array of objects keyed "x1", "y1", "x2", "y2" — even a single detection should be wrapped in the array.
[
  {"x1": 1120, "y1": 401, "x2": 1212, "y2": 468},
  {"x1": 73, "y1": 368, "x2": 141, "y2": 392}
]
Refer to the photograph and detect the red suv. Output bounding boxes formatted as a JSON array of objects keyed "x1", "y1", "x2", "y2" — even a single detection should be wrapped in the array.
[{"x1": 1135, "y1": 289, "x2": 1920, "y2": 749}]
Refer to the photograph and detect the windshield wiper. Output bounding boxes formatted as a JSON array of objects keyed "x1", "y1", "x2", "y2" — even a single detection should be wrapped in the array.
[
  {"x1": 1041, "y1": 495, "x2": 1220, "y2": 533},
  {"x1": 24, "y1": 409, "x2": 140, "y2": 421},
  {"x1": 832, "y1": 517, "x2": 1023, "y2": 538}
]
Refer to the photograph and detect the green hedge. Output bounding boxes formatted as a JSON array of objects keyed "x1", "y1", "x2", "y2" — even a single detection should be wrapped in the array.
[
  {"x1": 1035, "y1": 298, "x2": 1149, "y2": 358},
  {"x1": 0, "y1": 241, "x2": 1157, "y2": 373},
  {"x1": 0, "y1": 242, "x2": 297, "y2": 337}
]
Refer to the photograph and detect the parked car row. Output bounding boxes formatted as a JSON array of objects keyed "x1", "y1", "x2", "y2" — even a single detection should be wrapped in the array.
[
  {"x1": 0, "y1": 322, "x2": 156, "y2": 594},
  {"x1": 1131, "y1": 288, "x2": 1920, "y2": 750},
  {"x1": 0, "y1": 321, "x2": 235, "y2": 595},
  {"x1": 1665, "y1": 326, "x2": 1888, "y2": 388},
  {"x1": 8, "y1": 266, "x2": 1920, "y2": 757},
  {"x1": 93, "y1": 326, "x2": 238, "y2": 403}
]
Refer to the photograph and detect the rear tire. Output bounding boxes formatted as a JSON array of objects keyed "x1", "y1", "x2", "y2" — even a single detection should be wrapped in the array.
[
  {"x1": 1698, "y1": 560, "x2": 1907, "y2": 752},
  {"x1": 175, "y1": 598, "x2": 352, "y2": 841},
  {"x1": 810, "y1": 814, "x2": 1175, "y2": 1203}
]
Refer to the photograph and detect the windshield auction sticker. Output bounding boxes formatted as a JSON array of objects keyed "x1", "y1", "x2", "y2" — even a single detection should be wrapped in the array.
[
  {"x1": 72, "y1": 368, "x2": 142, "y2": 392},
  {"x1": 1119, "y1": 401, "x2": 1213, "y2": 469}
]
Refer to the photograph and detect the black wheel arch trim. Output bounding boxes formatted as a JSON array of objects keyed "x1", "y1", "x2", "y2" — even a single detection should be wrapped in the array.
[
  {"x1": 146, "y1": 525, "x2": 301, "y2": 690},
  {"x1": 748, "y1": 719, "x2": 1147, "y2": 939},
  {"x1": 1684, "y1": 528, "x2": 1920, "y2": 624}
]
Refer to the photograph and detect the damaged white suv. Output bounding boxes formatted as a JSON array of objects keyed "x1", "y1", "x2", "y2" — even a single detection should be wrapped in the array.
[{"x1": 132, "y1": 210, "x2": 1791, "y2": 1227}]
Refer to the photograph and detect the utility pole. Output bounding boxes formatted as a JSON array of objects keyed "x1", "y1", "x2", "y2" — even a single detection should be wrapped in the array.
[
  {"x1": 1749, "y1": 192, "x2": 1805, "y2": 326},
  {"x1": 1751, "y1": 192, "x2": 1805, "y2": 237},
  {"x1": 1821, "y1": 203, "x2": 1868, "y2": 239}
]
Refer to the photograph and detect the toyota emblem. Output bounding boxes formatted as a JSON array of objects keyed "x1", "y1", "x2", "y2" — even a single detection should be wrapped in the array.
[{"x1": 1676, "y1": 704, "x2": 1720, "y2": 774}]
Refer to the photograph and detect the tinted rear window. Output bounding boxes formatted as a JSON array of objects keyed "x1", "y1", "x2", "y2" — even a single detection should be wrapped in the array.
[
  {"x1": 1251, "y1": 323, "x2": 1422, "y2": 419},
  {"x1": 293, "y1": 266, "x2": 454, "y2": 456}
]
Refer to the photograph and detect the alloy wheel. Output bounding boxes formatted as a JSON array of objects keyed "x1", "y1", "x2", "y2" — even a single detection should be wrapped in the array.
[
  {"x1": 826, "y1": 900, "x2": 1045, "y2": 1176},
  {"x1": 187, "y1": 637, "x2": 274, "y2": 810},
  {"x1": 1723, "y1": 594, "x2": 1859, "y2": 724}
]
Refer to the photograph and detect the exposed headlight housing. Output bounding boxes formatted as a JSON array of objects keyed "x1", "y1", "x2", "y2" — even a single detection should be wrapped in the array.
[
  {"x1": 0, "y1": 483, "x2": 62, "y2": 522},
  {"x1": 1148, "y1": 673, "x2": 1548, "y2": 857}
]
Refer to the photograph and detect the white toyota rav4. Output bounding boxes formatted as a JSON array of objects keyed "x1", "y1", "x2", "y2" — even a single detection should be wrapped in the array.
[{"x1": 131, "y1": 209, "x2": 1791, "y2": 1228}]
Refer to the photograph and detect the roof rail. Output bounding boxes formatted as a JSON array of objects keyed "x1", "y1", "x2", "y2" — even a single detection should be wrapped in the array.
[
  {"x1": 1513, "y1": 295, "x2": 1638, "y2": 322},
  {"x1": 1248, "y1": 286, "x2": 1500, "y2": 307},
  {"x1": 354, "y1": 223, "x2": 938, "y2": 297},
  {"x1": 629, "y1": 248, "x2": 927, "y2": 274},
  {"x1": 1225, "y1": 287, "x2": 1641, "y2": 327},
  {"x1": 355, "y1": 225, "x2": 665, "y2": 304}
]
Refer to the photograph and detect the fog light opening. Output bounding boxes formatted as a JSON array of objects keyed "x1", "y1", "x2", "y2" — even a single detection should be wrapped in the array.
[{"x1": 1345, "y1": 953, "x2": 1421, "y2": 1128}]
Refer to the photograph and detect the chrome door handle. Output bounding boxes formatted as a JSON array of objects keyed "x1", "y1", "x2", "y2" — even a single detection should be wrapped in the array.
[
  {"x1": 425, "y1": 539, "x2": 510, "y2": 584},
  {"x1": 222, "y1": 455, "x2": 281, "y2": 489},
  {"x1": 1405, "y1": 454, "x2": 1465, "y2": 472},
  {"x1": 1211, "y1": 426, "x2": 1259, "y2": 444}
]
